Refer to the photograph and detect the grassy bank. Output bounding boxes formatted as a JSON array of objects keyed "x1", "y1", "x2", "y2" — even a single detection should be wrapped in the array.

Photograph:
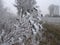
[{"x1": 41, "y1": 23, "x2": 60, "y2": 45}]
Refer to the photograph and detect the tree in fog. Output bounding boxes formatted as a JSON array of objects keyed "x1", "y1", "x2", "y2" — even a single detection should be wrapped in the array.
[
  {"x1": 48, "y1": 4, "x2": 59, "y2": 17},
  {"x1": 48, "y1": 4, "x2": 54, "y2": 16}
]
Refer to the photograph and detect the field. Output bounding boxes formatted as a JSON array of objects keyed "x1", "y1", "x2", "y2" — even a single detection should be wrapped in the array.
[{"x1": 41, "y1": 23, "x2": 60, "y2": 45}]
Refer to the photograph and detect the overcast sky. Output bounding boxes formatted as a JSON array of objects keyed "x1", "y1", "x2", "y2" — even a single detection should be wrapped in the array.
[{"x1": 3, "y1": 0, "x2": 60, "y2": 15}]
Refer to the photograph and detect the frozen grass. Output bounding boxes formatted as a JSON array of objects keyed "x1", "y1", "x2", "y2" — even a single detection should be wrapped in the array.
[{"x1": 41, "y1": 23, "x2": 60, "y2": 45}]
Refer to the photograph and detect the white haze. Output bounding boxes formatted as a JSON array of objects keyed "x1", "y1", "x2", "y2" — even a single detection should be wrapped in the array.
[{"x1": 3, "y1": 0, "x2": 60, "y2": 15}]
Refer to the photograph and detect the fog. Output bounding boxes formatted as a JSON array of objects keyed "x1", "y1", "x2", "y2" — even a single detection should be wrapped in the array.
[{"x1": 3, "y1": 0, "x2": 60, "y2": 15}]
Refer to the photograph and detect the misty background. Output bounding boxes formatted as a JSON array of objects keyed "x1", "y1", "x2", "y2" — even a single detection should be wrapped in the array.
[{"x1": 3, "y1": 0, "x2": 60, "y2": 15}]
